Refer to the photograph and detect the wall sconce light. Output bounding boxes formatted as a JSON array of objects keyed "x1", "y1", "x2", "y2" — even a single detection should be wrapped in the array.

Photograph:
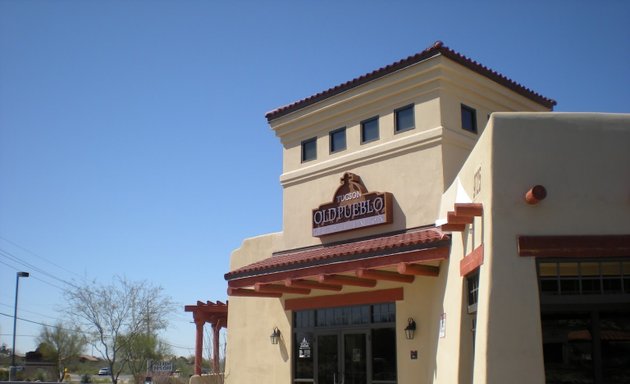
[
  {"x1": 270, "y1": 327, "x2": 281, "y2": 345},
  {"x1": 404, "y1": 318, "x2": 416, "y2": 340}
]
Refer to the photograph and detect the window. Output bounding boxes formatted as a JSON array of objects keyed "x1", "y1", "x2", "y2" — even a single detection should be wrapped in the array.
[
  {"x1": 395, "y1": 104, "x2": 414, "y2": 133},
  {"x1": 361, "y1": 116, "x2": 379, "y2": 143},
  {"x1": 329, "y1": 127, "x2": 346, "y2": 153},
  {"x1": 301, "y1": 137, "x2": 317, "y2": 162},
  {"x1": 467, "y1": 271, "x2": 479, "y2": 313},
  {"x1": 461, "y1": 104, "x2": 477, "y2": 133},
  {"x1": 537, "y1": 259, "x2": 630, "y2": 296}
]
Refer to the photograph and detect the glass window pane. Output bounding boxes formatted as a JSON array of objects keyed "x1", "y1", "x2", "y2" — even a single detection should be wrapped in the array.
[
  {"x1": 560, "y1": 279, "x2": 579, "y2": 294},
  {"x1": 294, "y1": 332, "x2": 313, "y2": 379},
  {"x1": 539, "y1": 262, "x2": 558, "y2": 277},
  {"x1": 351, "y1": 306, "x2": 362, "y2": 324},
  {"x1": 372, "y1": 328, "x2": 397, "y2": 381},
  {"x1": 540, "y1": 279, "x2": 559, "y2": 294},
  {"x1": 601, "y1": 262, "x2": 621, "y2": 276},
  {"x1": 558, "y1": 262, "x2": 578, "y2": 276},
  {"x1": 330, "y1": 128, "x2": 346, "y2": 153},
  {"x1": 361, "y1": 306, "x2": 370, "y2": 323},
  {"x1": 317, "y1": 334, "x2": 338, "y2": 384},
  {"x1": 601, "y1": 313, "x2": 630, "y2": 383},
  {"x1": 541, "y1": 314, "x2": 593, "y2": 383},
  {"x1": 603, "y1": 278, "x2": 622, "y2": 293},
  {"x1": 361, "y1": 117, "x2": 379, "y2": 143},
  {"x1": 344, "y1": 334, "x2": 367, "y2": 384},
  {"x1": 395, "y1": 105, "x2": 414, "y2": 132},
  {"x1": 301, "y1": 138, "x2": 317, "y2": 162},
  {"x1": 461, "y1": 104, "x2": 477, "y2": 133},
  {"x1": 581, "y1": 262, "x2": 600, "y2": 277},
  {"x1": 581, "y1": 278, "x2": 601, "y2": 294},
  {"x1": 623, "y1": 262, "x2": 630, "y2": 275},
  {"x1": 372, "y1": 303, "x2": 395, "y2": 323}
]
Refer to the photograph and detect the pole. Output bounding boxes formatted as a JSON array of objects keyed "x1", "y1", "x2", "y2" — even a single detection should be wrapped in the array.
[{"x1": 10, "y1": 271, "x2": 29, "y2": 381}]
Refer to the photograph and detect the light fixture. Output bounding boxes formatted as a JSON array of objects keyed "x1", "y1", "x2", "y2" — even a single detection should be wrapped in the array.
[
  {"x1": 270, "y1": 327, "x2": 281, "y2": 345},
  {"x1": 404, "y1": 317, "x2": 416, "y2": 340}
]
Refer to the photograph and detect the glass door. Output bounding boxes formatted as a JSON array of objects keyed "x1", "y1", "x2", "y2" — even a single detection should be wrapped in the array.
[
  {"x1": 343, "y1": 332, "x2": 368, "y2": 384},
  {"x1": 316, "y1": 332, "x2": 369, "y2": 384},
  {"x1": 317, "y1": 334, "x2": 339, "y2": 384}
]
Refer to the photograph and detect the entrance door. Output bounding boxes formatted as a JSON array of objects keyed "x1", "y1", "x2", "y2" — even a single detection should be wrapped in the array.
[{"x1": 317, "y1": 332, "x2": 369, "y2": 384}]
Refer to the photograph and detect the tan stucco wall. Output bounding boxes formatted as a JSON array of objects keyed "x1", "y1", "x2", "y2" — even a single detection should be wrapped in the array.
[
  {"x1": 281, "y1": 135, "x2": 445, "y2": 249},
  {"x1": 441, "y1": 112, "x2": 630, "y2": 384}
]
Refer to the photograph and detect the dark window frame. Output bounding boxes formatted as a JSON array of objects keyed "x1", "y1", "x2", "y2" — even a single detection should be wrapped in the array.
[
  {"x1": 536, "y1": 258, "x2": 630, "y2": 297},
  {"x1": 329, "y1": 127, "x2": 347, "y2": 154},
  {"x1": 394, "y1": 104, "x2": 415, "y2": 133},
  {"x1": 461, "y1": 104, "x2": 478, "y2": 134},
  {"x1": 360, "y1": 116, "x2": 379, "y2": 144},
  {"x1": 301, "y1": 137, "x2": 317, "y2": 163},
  {"x1": 293, "y1": 303, "x2": 397, "y2": 384},
  {"x1": 466, "y1": 270, "x2": 480, "y2": 314}
]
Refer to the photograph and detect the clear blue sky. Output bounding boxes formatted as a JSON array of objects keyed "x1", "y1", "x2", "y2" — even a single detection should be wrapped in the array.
[{"x1": 1, "y1": 0, "x2": 628, "y2": 357}]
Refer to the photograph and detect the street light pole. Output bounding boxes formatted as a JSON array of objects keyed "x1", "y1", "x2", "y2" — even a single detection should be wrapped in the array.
[{"x1": 10, "y1": 271, "x2": 29, "y2": 381}]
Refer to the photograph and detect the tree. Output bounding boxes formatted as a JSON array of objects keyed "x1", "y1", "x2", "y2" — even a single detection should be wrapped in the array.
[
  {"x1": 65, "y1": 276, "x2": 174, "y2": 384},
  {"x1": 36, "y1": 322, "x2": 86, "y2": 382},
  {"x1": 119, "y1": 333, "x2": 171, "y2": 384}
]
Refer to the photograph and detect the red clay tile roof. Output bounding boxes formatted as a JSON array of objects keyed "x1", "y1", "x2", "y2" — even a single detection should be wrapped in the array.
[
  {"x1": 224, "y1": 227, "x2": 449, "y2": 281},
  {"x1": 265, "y1": 41, "x2": 556, "y2": 121}
]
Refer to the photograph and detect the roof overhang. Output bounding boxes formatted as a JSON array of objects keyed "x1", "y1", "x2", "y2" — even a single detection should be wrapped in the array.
[{"x1": 225, "y1": 227, "x2": 450, "y2": 298}]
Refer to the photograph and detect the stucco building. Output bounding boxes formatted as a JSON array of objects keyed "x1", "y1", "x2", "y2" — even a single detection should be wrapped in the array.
[{"x1": 197, "y1": 42, "x2": 630, "y2": 383}]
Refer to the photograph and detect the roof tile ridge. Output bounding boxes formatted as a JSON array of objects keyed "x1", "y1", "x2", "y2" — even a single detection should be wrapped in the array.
[{"x1": 437, "y1": 44, "x2": 556, "y2": 107}]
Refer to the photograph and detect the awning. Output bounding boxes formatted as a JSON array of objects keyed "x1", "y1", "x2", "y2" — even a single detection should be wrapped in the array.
[{"x1": 225, "y1": 226, "x2": 450, "y2": 298}]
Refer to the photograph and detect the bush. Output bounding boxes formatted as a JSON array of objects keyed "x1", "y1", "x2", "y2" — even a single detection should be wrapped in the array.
[{"x1": 81, "y1": 374, "x2": 93, "y2": 383}]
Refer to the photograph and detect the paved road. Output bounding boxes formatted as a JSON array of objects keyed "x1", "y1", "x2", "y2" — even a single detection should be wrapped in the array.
[{"x1": 68, "y1": 373, "x2": 133, "y2": 383}]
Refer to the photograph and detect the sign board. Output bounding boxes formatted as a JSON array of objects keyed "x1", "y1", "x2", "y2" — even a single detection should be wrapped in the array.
[
  {"x1": 298, "y1": 337, "x2": 311, "y2": 359},
  {"x1": 312, "y1": 173, "x2": 392, "y2": 237},
  {"x1": 150, "y1": 361, "x2": 173, "y2": 373}
]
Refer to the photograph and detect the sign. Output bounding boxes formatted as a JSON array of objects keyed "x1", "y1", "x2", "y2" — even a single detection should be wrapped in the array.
[
  {"x1": 298, "y1": 338, "x2": 311, "y2": 359},
  {"x1": 312, "y1": 173, "x2": 392, "y2": 237},
  {"x1": 150, "y1": 361, "x2": 173, "y2": 373},
  {"x1": 439, "y1": 313, "x2": 446, "y2": 338}
]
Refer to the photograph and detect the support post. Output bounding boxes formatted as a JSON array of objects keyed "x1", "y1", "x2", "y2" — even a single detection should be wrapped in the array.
[
  {"x1": 194, "y1": 319, "x2": 204, "y2": 376},
  {"x1": 212, "y1": 322, "x2": 221, "y2": 375}
]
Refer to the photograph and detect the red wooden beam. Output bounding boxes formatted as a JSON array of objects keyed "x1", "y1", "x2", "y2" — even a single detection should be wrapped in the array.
[
  {"x1": 285, "y1": 279, "x2": 342, "y2": 291},
  {"x1": 356, "y1": 268, "x2": 415, "y2": 283},
  {"x1": 454, "y1": 203, "x2": 483, "y2": 217},
  {"x1": 397, "y1": 263, "x2": 440, "y2": 276},
  {"x1": 255, "y1": 283, "x2": 311, "y2": 295},
  {"x1": 518, "y1": 235, "x2": 630, "y2": 258},
  {"x1": 460, "y1": 244, "x2": 484, "y2": 276},
  {"x1": 319, "y1": 274, "x2": 377, "y2": 287},
  {"x1": 285, "y1": 288, "x2": 404, "y2": 311},
  {"x1": 439, "y1": 223, "x2": 466, "y2": 232},
  {"x1": 227, "y1": 287, "x2": 282, "y2": 298},
  {"x1": 447, "y1": 211, "x2": 474, "y2": 224}
]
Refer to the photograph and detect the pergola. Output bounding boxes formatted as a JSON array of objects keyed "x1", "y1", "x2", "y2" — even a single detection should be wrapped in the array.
[{"x1": 184, "y1": 300, "x2": 228, "y2": 376}]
